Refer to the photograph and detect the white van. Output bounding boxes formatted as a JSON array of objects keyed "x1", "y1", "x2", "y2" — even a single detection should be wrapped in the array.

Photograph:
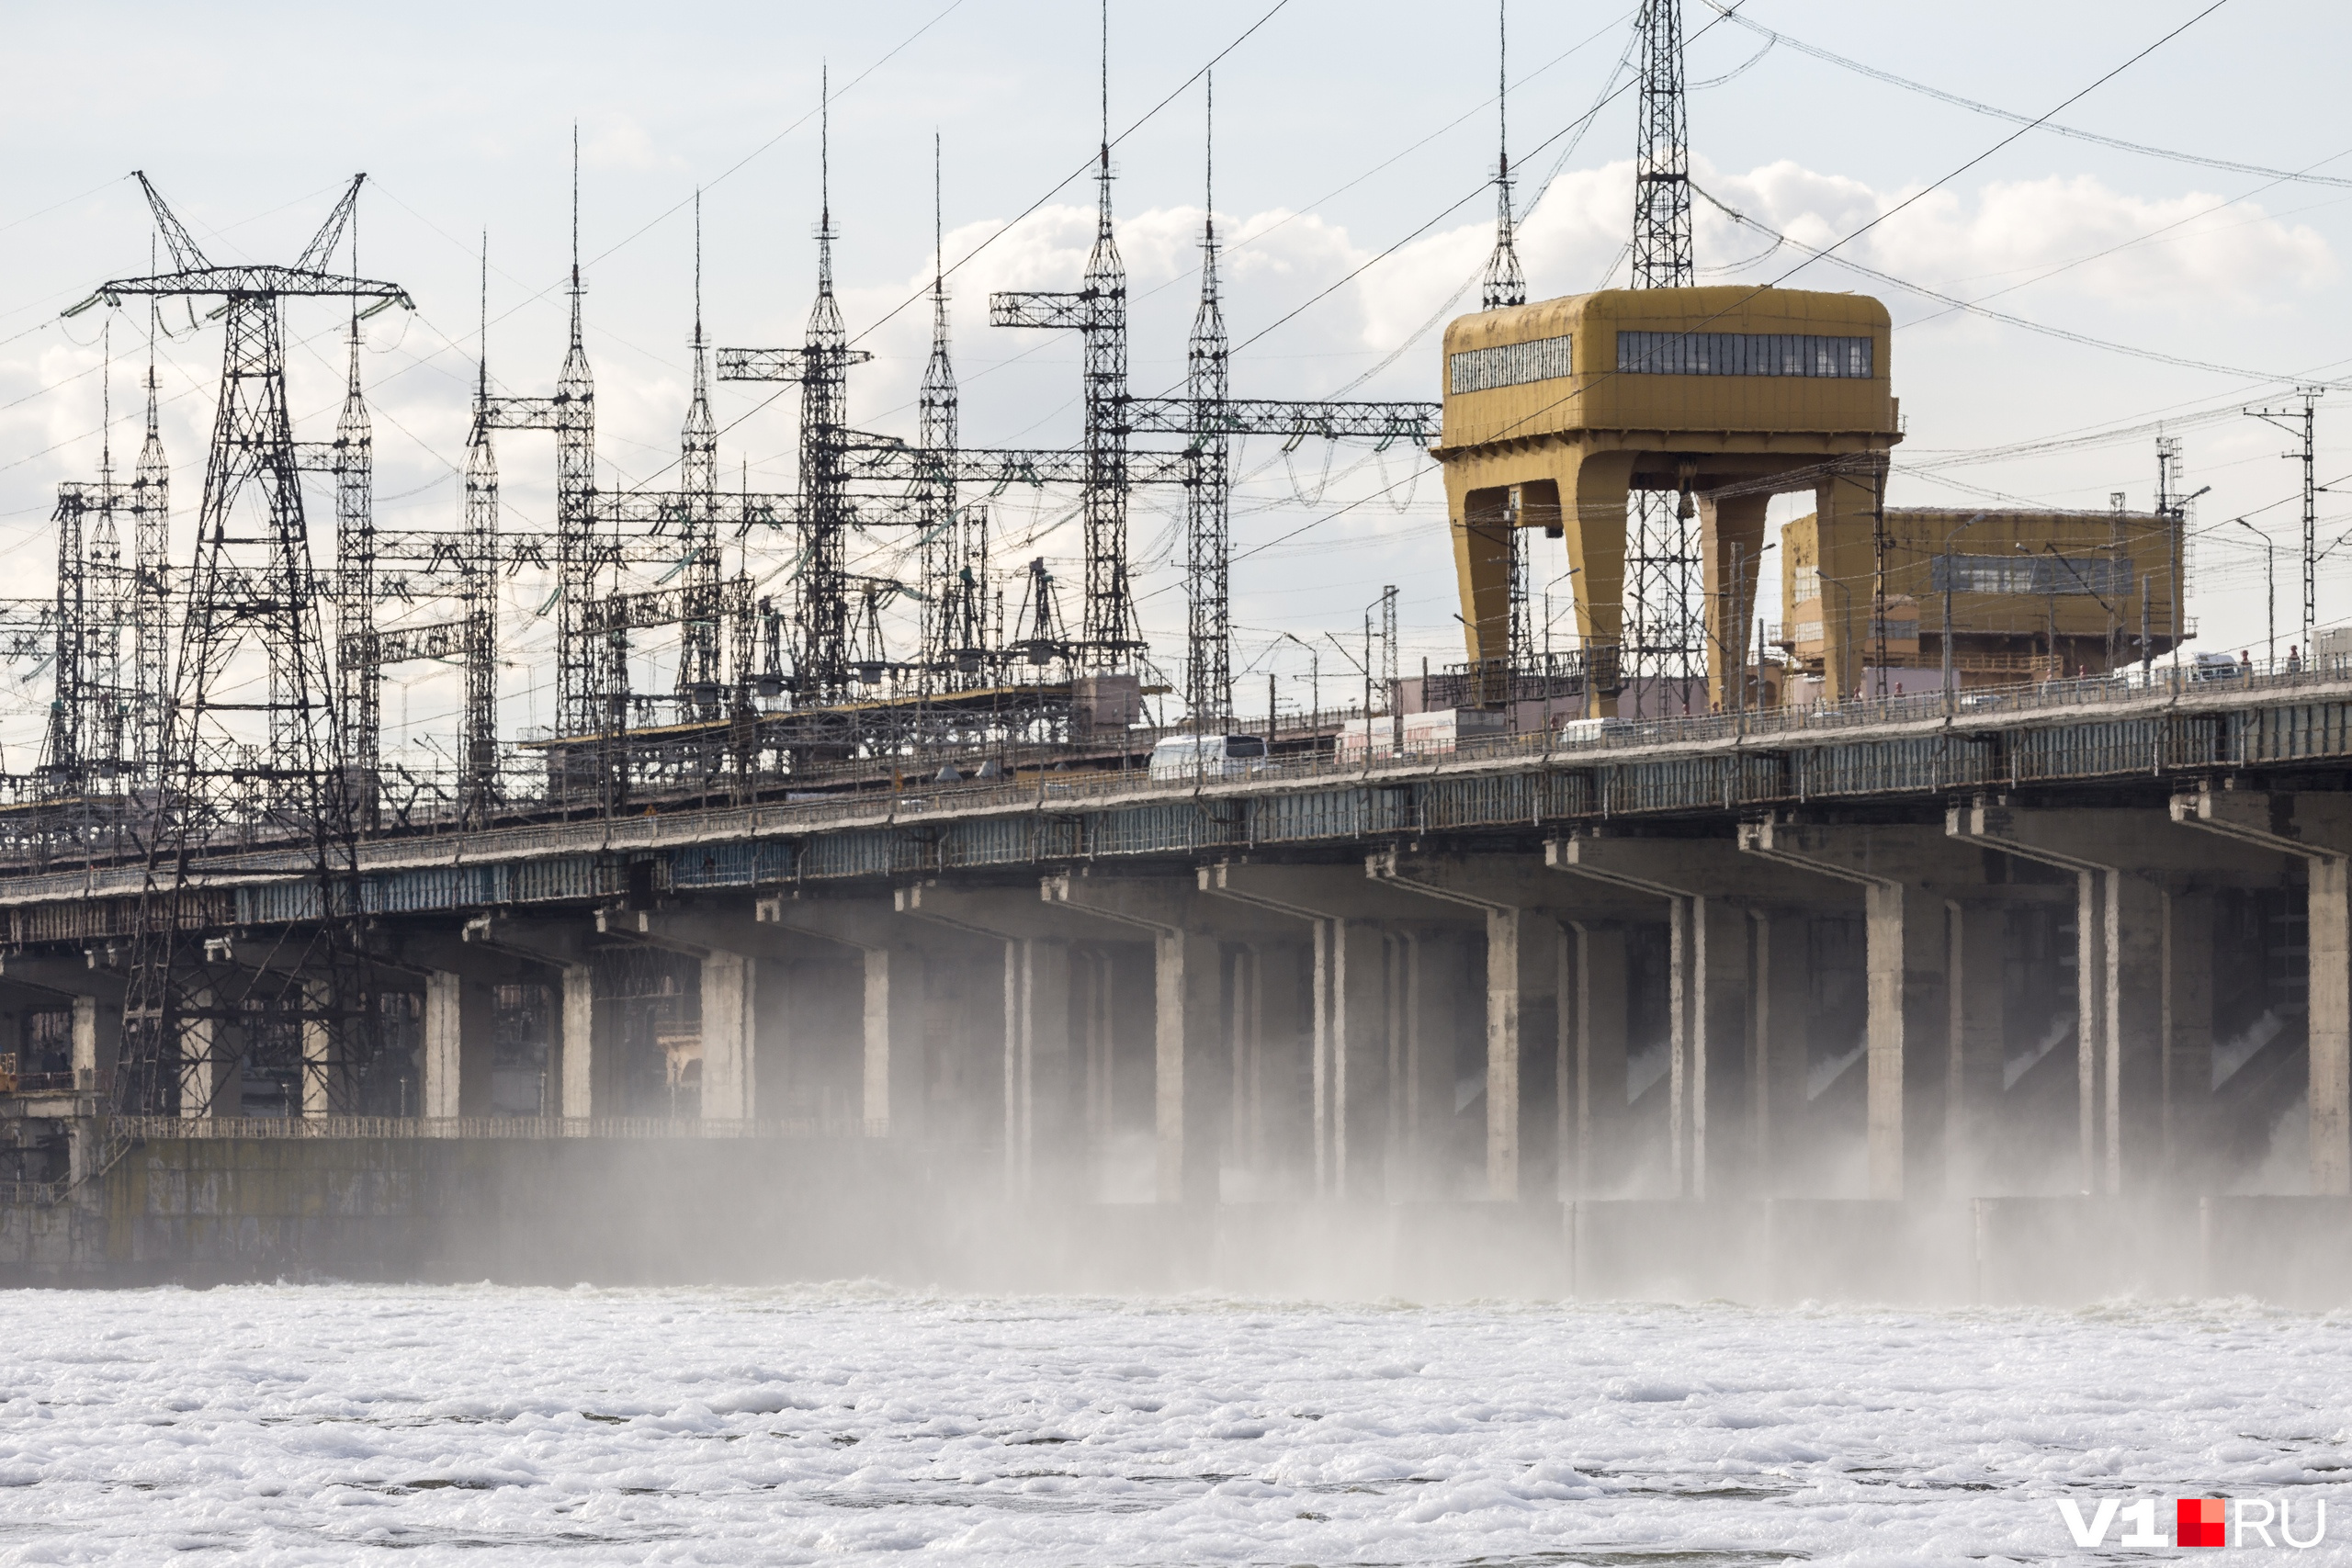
[{"x1": 1148, "y1": 733, "x2": 1270, "y2": 782}]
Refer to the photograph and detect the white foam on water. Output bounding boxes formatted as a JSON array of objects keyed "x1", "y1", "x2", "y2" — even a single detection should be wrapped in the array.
[{"x1": 0, "y1": 1284, "x2": 2345, "y2": 1564}]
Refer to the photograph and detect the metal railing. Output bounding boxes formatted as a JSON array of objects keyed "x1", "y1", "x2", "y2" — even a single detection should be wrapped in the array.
[{"x1": 4, "y1": 655, "x2": 2349, "y2": 895}]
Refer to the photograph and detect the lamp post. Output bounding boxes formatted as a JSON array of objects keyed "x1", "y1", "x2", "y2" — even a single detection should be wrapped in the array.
[
  {"x1": 2233, "y1": 517, "x2": 2275, "y2": 671},
  {"x1": 1278, "y1": 632, "x2": 1319, "y2": 740},
  {"x1": 1939, "y1": 513, "x2": 1989, "y2": 716}
]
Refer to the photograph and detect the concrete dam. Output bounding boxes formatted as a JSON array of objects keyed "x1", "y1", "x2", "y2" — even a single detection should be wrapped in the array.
[{"x1": 4, "y1": 671, "x2": 2349, "y2": 1303}]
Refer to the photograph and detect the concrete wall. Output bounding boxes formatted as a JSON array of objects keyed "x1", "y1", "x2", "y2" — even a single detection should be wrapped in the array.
[{"x1": 6, "y1": 1135, "x2": 2346, "y2": 1305}]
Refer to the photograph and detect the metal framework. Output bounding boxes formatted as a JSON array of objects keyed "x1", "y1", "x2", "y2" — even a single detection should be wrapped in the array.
[
  {"x1": 1481, "y1": 3, "x2": 1527, "y2": 312},
  {"x1": 102, "y1": 174, "x2": 411, "y2": 1117},
  {"x1": 2246, "y1": 389, "x2": 2324, "y2": 647},
  {"x1": 1144, "y1": 74, "x2": 1440, "y2": 732},
  {"x1": 1623, "y1": 0, "x2": 1702, "y2": 711},
  {"x1": 989, "y1": 13, "x2": 1141, "y2": 670}
]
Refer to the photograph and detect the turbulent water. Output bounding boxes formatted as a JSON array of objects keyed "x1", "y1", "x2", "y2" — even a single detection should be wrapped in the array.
[{"x1": 0, "y1": 1284, "x2": 2346, "y2": 1564}]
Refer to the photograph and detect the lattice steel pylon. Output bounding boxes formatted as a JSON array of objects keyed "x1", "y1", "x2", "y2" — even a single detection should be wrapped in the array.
[
  {"x1": 1623, "y1": 0, "x2": 1702, "y2": 714},
  {"x1": 1480, "y1": 2, "x2": 1527, "y2": 312},
  {"x1": 990, "y1": 6, "x2": 1143, "y2": 671},
  {"x1": 460, "y1": 252, "x2": 501, "y2": 828},
  {"x1": 794, "y1": 79, "x2": 857, "y2": 705},
  {"x1": 717, "y1": 75, "x2": 872, "y2": 709},
  {"x1": 103, "y1": 173, "x2": 412, "y2": 1117},
  {"x1": 1116, "y1": 73, "x2": 1439, "y2": 734},
  {"x1": 1631, "y1": 0, "x2": 1693, "y2": 289},
  {"x1": 332, "y1": 308, "x2": 376, "y2": 813},
  {"x1": 678, "y1": 192, "x2": 722, "y2": 719},
  {"x1": 480, "y1": 134, "x2": 604, "y2": 805},
  {"x1": 1182, "y1": 73, "x2": 1231, "y2": 732},
  {"x1": 918, "y1": 135, "x2": 962, "y2": 689},
  {"x1": 130, "y1": 313, "x2": 171, "y2": 788}
]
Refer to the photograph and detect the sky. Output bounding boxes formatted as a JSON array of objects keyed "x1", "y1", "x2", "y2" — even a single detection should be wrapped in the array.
[{"x1": 0, "y1": 0, "x2": 2346, "y2": 762}]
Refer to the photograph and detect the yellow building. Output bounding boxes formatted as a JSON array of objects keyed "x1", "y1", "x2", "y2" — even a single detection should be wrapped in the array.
[
  {"x1": 1780, "y1": 506, "x2": 2185, "y2": 695},
  {"x1": 1432, "y1": 285, "x2": 1901, "y2": 712}
]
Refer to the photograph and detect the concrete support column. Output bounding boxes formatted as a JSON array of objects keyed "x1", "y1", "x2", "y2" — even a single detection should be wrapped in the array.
[
  {"x1": 1079, "y1": 948, "x2": 1115, "y2": 1163},
  {"x1": 2309, "y1": 857, "x2": 2351, "y2": 1195},
  {"x1": 754, "y1": 958, "x2": 790, "y2": 1123},
  {"x1": 1240, "y1": 945, "x2": 1271, "y2": 1179},
  {"x1": 422, "y1": 970, "x2": 494, "y2": 1120},
  {"x1": 1749, "y1": 909, "x2": 1811, "y2": 1194},
  {"x1": 1956, "y1": 801, "x2": 2284, "y2": 1195},
  {"x1": 559, "y1": 963, "x2": 598, "y2": 1120},
  {"x1": 2162, "y1": 890, "x2": 2215, "y2": 1176},
  {"x1": 1685, "y1": 897, "x2": 1748, "y2": 1198},
  {"x1": 1476, "y1": 907, "x2": 1533, "y2": 1203},
  {"x1": 1862, "y1": 880, "x2": 1948, "y2": 1200},
  {"x1": 699, "y1": 950, "x2": 756, "y2": 1121},
  {"x1": 1946, "y1": 901, "x2": 2006, "y2": 1197},
  {"x1": 1403, "y1": 929, "x2": 1470, "y2": 1200},
  {"x1": 1327, "y1": 918, "x2": 1387, "y2": 1200},
  {"x1": 2103, "y1": 871, "x2": 2165, "y2": 1195},
  {"x1": 1665, "y1": 897, "x2": 1691, "y2": 1189},
  {"x1": 1249, "y1": 941, "x2": 1307, "y2": 1195},
  {"x1": 1008, "y1": 937, "x2": 1072, "y2": 1194},
  {"x1": 2068, "y1": 870, "x2": 2105, "y2": 1193},
  {"x1": 1551, "y1": 834, "x2": 1855, "y2": 1194},
  {"x1": 1153, "y1": 929, "x2": 1222, "y2": 1204},
  {"x1": 862, "y1": 945, "x2": 925, "y2": 1139},
  {"x1": 68, "y1": 995, "x2": 120, "y2": 1095},
  {"x1": 1569, "y1": 921, "x2": 1629, "y2": 1196},
  {"x1": 1744, "y1": 820, "x2": 1989, "y2": 1201}
]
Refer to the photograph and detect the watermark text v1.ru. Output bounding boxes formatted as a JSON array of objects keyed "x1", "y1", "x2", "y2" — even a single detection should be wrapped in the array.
[{"x1": 2059, "y1": 1498, "x2": 2326, "y2": 1550}]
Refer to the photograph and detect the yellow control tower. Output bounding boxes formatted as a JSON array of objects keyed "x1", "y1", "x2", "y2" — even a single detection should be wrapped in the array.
[{"x1": 1432, "y1": 286, "x2": 1901, "y2": 711}]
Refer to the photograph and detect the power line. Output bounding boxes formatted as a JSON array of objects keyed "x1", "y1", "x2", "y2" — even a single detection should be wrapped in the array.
[{"x1": 1702, "y1": 1, "x2": 2352, "y2": 190}]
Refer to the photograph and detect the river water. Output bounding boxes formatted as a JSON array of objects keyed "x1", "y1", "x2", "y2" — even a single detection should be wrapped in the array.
[{"x1": 0, "y1": 1283, "x2": 2344, "y2": 1564}]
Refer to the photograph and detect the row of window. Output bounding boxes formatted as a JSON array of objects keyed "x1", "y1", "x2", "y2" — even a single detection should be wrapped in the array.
[
  {"x1": 1616, "y1": 331, "x2": 1875, "y2": 379},
  {"x1": 1791, "y1": 556, "x2": 2134, "y2": 602},
  {"x1": 1928, "y1": 554, "x2": 2132, "y2": 597},
  {"x1": 1447, "y1": 333, "x2": 1573, "y2": 394},
  {"x1": 1448, "y1": 329, "x2": 1880, "y2": 394}
]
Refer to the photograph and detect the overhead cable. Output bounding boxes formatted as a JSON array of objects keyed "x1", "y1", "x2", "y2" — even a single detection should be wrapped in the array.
[{"x1": 1701, "y1": 1, "x2": 2352, "y2": 189}]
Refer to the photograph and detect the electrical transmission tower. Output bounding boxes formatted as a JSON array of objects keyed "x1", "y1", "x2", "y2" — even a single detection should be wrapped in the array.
[
  {"x1": 1623, "y1": 0, "x2": 1702, "y2": 714},
  {"x1": 1481, "y1": 2, "x2": 1527, "y2": 312},
  {"x1": 989, "y1": 9, "x2": 1143, "y2": 671},
  {"x1": 721, "y1": 75, "x2": 869, "y2": 709},
  {"x1": 1182, "y1": 75, "x2": 1231, "y2": 731},
  {"x1": 2246, "y1": 388, "x2": 2325, "y2": 648},
  {"x1": 678, "y1": 193, "x2": 723, "y2": 721},
  {"x1": 460, "y1": 254, "x2": 501, "y2": 825},
  {"x1": 918, "y1": 136, "x2": 963, "y2": 691},
  {"x1": 1134, "y1": 73, "x2": 1439, "y2": 733},
  {"x1": 102, "y1": 174, "x2": 411, "y2": 1117},
  {"x1": 480, "y1": 135, "x2": 606, "y2": 806},
  {"x1": 130, "y1": 317, "x2": 170, "y2": 788},
  {"x1": 331, "y1": 301, "x2": 375, "y2": 818}
]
